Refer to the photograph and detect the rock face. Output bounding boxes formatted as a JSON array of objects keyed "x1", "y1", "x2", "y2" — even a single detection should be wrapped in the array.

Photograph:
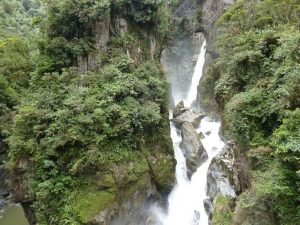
[
  {"x1": 115, "y1": 18, "x2": 128, "y2": 36},
  {"x1": 85, "y1": 140, "x2": 175, "y2": 225},
  {"x1": 77, "y1": 16, "x2": 110, "y2": 73},
  {"x1": 207, "y1": 145, "x2": 238, "y2": 200},
  {"x1": 173, "y1": 100, "x2": 187, "y2": 118},
  {"x1": 172, "y1": 101, "x2": 205, "y2": 128},
  {"x1": 171, "y1": 102, "x2": 207, "y2": 178},
  {"x1": 202, "y1": 0, "x2": 234, "y2": 58},
  {"x1": 91, "y1": 169, "x2": 157, "y2": 225},
  {"x1": 204, "y1": 142, "x2": 239, "y2": 223},
  {"x1": 172, "y1": 110, "x2": 205, "y2": 128},
  {"x1": 198, "y1": 0, "x2": 235, "y2": 114},
  {"x1": 11, "y1": 157, "x2": 36, "y2": 224},
  {"x1": 161, "y1": 34, "x2": 205, "y2": 104},
  {"x1": 180, "y1": 122, "x2": 208, "y2": 177},
  {"x1": 0, "y1": 140, "x2": 10, "y2": 209}
]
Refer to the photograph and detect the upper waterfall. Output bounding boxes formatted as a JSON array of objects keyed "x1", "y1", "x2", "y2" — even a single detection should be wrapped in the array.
[{"x1": 184, "y1": 40, "x2": 207, "y2": 108}]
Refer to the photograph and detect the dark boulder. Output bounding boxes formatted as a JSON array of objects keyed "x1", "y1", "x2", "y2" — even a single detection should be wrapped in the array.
[{"x1": 180, "y1": 122, "x2": 208, "y2": 178}]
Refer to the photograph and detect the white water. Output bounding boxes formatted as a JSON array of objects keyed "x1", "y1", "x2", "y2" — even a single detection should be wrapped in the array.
[
  {"x1": 155, "y1": 39, "x2": 225, "y2": 225},
  {"x1": 184, "y1": 40, "x2": 207, "y2": 108}
]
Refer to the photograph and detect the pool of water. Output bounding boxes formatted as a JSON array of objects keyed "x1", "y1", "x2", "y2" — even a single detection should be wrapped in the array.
[{"x1": 0, "y1": 204, "x2": 29, "y2": 225}]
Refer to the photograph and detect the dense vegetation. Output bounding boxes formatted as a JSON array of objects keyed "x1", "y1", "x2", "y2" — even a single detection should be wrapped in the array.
[
  {"x1": 2, "y1": 0, "x2": 299, "y2": 224},
  {"x1": 0, "y1": 0, "x2": 175, "y2": 224},
  {"x1": 0, "y1": 0, "x2": 44, "y2": 145},
  {"x1": 212, "y1": 0, "x2": 300, "y2": 224}
]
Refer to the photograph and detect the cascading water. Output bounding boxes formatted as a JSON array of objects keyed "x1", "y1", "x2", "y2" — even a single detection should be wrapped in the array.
[
  {"x1": 184, "y1": 40, "x2": 207, "y2": 108},
  {"x1": 155, "y1": 38, "x2": 225, "y2": 225}
]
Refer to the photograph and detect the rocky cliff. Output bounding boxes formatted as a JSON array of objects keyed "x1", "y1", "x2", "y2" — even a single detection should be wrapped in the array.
[
  {"x1": 8, "y1": 2, "x2": 176, "y2": 224},
  {"x1": 0, "y1": 140, "x2": 11, "y2": 209},
  {"x1": 198, "y1": 0, "x2": 234, "y2": 114}
]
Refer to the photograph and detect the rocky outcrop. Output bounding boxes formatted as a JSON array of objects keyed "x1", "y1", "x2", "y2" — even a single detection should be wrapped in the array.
[
  {"x1": 198, "y1": 0, "x2": 234, "y2": 115},
  {"x1": 11, "y1": 157, "x2": 36, "y2": 224},
  {"x1": 86, "y1": 141, "x2": 175, "y2": 225},
  {"x1": 202, "y1": 0, "x2": 234, "y2": 58},
  {"x1": 207, "y1": 143, "x2": 238, "y2": 200},
  {"x1": 171, "y1": 101, "x2": 205, "y2": 128},
  {"x1": 89, "y1": 166, "x2": 157, "y2": 225},
  {"x1": 173, "y1": 0, "x2": 202, "y2": 33},
  {"x1": 173, "y1": 100, "x2": 187, "y2": 118},
  {"x1": 205, "y1": 141, "x2": 240, "y2": 224},
  {"x1": 77, "y1": 16, "x2": 110, "y2": 73},
  {"x1": 172, "y1": 110, "x2": 205, "y2": 128},
  {"x1": 115, "y1": 18, "x2": 128, "y2": 36},
  {"x1": 0, "y1": 140, "x2": 10, "y2": 209},
  {"x1": 180, "y1": 122, "x2": 208, "y2": 178}
]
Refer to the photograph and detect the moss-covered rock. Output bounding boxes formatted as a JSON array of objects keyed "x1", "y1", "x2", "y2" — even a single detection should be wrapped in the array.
[
  {"x1": 212, "y1": 194, "x2": 234, "y2": 225},
  {"x1": 142, "y1": 122, "x2": 175, "y2": 192},
  {"x1": 69, "y1": 189, "x2": 115, "y2": 224}
]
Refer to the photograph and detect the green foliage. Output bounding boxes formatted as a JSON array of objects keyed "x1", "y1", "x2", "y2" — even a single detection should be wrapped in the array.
[
  {"x1": 215, "y1": 1, "x2": 300, "y2": 150},
  {"x1": 214, "y1": 0, "x2": 300, "y2": 223},
  {"x1": 9, "y1": 56, "x2": 168, "y2": 223},
  {"x1": 236, "y1": 162, "x2": 299, "y2": 225},
  {"x1": 34, "y1": 175, "x2": 78, "y2": 224},
  {"x1": 0, "y1": 0, "x2": 45, "y2": 38},
  {"x1": 0, "y1": 1, "x2": 40, "y2": 139},
  {"x1": 131, "y1": 0, "x2": 163, "y2": 23},
  {"x1": 34, "y1": 0, "x2": 110, "y2": 73},
  {"x1": 225, "y1": 88, "x2": 277, "y2": 147},
  {"x1": 0, "y1": 37, "x2": 32, "y2": 89},
  {"x1": 212, "y1": 194, "x2": 233, "y2": 225},
  {"x1": 271, "y1": 109, "x2": 300, "y2": 164},
  {"x1": 67, "y1": 189, "x2": 114, "y2": 223},
  {"x1": 2, "y1": 0, "x2": 173, "y2": 224},
  {"x1": 46, "y1": 0, "x2": 110, "y2": 39},
  {"x1": 0, "y1": 75, "x2": 19, "y2": 136}
]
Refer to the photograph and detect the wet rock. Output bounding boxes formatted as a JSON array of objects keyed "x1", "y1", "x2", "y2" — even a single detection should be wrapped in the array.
[
  {"x1": 22, "y1": 202, "x2": 37, "y2": 225},
  {"x1": 173, "y1": 100, "x2": 188, "y2": 118},
  {"x1": 199, "y1": 132, "x2": 205, "y2": 139},
  {"x1": 205, "y1": 131, "x2": 211, "y2": 136},
  {"x1": 204, "y1": 198, "x2": 213, "y2": 216},
  {"x1": 180, "y1": 122, "x2": 208, "y2": 178},
  {"x1": 0, "y1": 164, "x2": 10, "y2": 198},
  {"x1": 207, "y1": 147, "x2": 237, "y2": 200},
  {"x1": 12, "y1": 158, "x2": 33, "y2": 203},
  {"x1": 0, "y1": 199, "x2": 7, "y2": 209},
  {"x1": 172, "y1": 110, "x2": 205, "y2": 128},
  {"x1": 0, "y1": 140, "x2": 11, "y2": 208}
]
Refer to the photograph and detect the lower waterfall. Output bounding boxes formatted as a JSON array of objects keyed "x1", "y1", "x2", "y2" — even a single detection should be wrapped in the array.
[{"x1": 154, "y1": 38, "x2": 225, "y2": 225}]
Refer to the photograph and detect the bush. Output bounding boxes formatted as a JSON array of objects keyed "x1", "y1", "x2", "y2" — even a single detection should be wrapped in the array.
[
  {"x1": 9, "y1": 58, "x2": 167, "y2": 223},
  {"x1": 214, "y1": 0, "x2": 300, "y2": 223},
  {"x1": 271, "y1": 109, "x2": 300, "y2": 164}
]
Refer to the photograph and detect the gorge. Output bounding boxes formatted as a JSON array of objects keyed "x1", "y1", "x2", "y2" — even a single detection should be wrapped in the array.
[
  {"x1": 0, "y1": 0, "x2": 300, "y2": 225},
  {"x1": 158, "y1": 38, "x2": 227, "y2": 225}
]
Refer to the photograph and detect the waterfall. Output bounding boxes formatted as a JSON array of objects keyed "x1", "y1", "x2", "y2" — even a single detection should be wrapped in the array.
[
  {"x1": 155, "y1": 38, "x2": 225, "y2": 225},
  {"x1": 184, "y1": 40, "x2": 207, "y2": 108}
]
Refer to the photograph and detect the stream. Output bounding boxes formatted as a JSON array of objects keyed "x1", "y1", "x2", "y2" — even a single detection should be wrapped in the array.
[{"x1": 154, "y1": 36, "x2": 225, "y2": 225}]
